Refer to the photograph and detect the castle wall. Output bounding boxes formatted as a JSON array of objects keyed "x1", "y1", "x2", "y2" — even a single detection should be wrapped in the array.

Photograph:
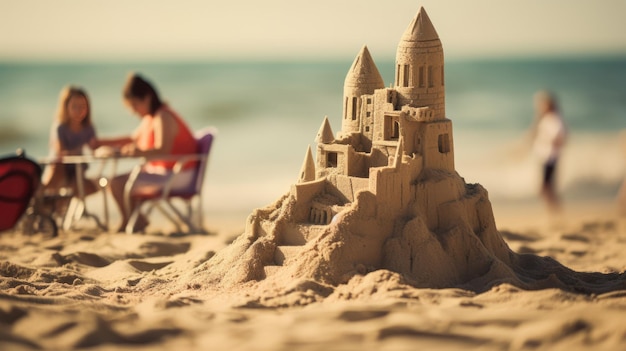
[
  {"x1": 415, "y1": 173, "x2": 465, "y2": 231},
  {"x1": 325, "y1": 175, "x2": 370, "y2": 204},
  {"x1": 420, "y1": 119, "x2": 454, "y2": 171},
  {"x1": 290, "y1": 178, "x2": 326, "y2": 222},
  {"x1": 368, "y1": 156, "x2": 423, "y2": 218},
  {"x1": 371, "y1": 89, "x2": 398, "y2": 143},
  {"x1": 316, "y1": 144, "x2": 352, "y2": 178}
]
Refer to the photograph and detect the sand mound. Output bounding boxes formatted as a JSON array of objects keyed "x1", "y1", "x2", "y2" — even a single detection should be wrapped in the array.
[{"x1": 186, "y1": 171, "x2": 626, "y2": 306}]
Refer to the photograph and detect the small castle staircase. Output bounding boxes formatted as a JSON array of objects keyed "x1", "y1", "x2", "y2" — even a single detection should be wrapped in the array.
[{"x1": 263, "y1": 223, "x2": 326, "y2": 278}]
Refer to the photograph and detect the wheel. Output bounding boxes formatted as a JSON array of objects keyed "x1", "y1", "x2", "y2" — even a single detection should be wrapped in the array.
[
  {"x1": 19, "y1": 212, "x2": 58, "y2": 237},
  {"x1": 33, "y1": 214, "x2": 58, "y2": 237}
]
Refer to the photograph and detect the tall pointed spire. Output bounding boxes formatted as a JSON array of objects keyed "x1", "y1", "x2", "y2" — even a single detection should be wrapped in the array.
[
  {"x1": 298, "y1": 145, "x2": 316, "y2": 183},
  {"x1": 400, "y1": 7, "x2": 439, "y2": 43},
  {"x1": 315, "y1": 116, "x2": 335, "y2": 144}
]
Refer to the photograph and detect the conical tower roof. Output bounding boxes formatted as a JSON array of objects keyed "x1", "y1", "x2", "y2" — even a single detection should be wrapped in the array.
[
  {"x1": 298, "y1": 145, "x2": 316, "y2": 183},
  {"x1": 315, "y1": 116, "x2": 335, "y2": 144},
  {"x1": 400, "y1": 7, "x2": 439, "y2": 43},
  {"x1": 344, "y1": 45, "x2": 385, "y2": 93}
]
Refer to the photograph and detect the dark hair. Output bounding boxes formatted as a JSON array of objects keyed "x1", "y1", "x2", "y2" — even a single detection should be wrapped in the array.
[{"x1": 123, "y1": 73, "x2": 163, "y2": 115}]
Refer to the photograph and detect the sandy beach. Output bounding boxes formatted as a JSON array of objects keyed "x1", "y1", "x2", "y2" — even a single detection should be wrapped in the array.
[
  {"x1": 2, "y1": 2, "x2": 626, "y2": 349},
  {"x1": 0, "y1": 197, "x2": 625, "y2": 351}
]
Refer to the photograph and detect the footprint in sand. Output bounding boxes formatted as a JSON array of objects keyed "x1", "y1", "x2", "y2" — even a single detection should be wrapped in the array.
[
  {"x1": 127, "y1": 260, "x2": 173, "y2": 272},
  {"x1": 63, "y1": 252, "x2": 111, "y2": 267},
  {"x1": 138, "y1": 242, "x2": 190, "y2": 257},
  {"x1": 337, "y1": 310, "x2": 389, "y2": 322},
  {"x1": 500, "y1": 231, "x2": 539, "y2": 243}
]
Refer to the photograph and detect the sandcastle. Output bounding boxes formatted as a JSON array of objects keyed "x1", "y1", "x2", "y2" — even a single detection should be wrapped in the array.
[{"x1": 197, "y1": 7, "x2": 621, "y2": 296}]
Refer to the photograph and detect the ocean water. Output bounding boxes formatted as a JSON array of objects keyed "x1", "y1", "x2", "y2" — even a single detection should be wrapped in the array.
[{"x1": 1, "y1": 57, "x2": 625, "y2": 219}]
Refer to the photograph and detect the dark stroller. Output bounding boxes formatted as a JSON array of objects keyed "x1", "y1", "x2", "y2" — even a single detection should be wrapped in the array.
[{"x1": 0, "y1": 150, "x2": 57, "y2": 236}]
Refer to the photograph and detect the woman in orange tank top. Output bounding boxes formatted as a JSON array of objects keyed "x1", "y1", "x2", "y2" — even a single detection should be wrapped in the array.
[{"x1": 98, "y1": 73, "x2": 197, "y2": 232}]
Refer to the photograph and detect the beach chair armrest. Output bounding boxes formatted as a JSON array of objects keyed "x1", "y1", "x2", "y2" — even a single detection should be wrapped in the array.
[
  {"x1": 123, "y1": 153, "x2": 203, "y2": 206},
  {"x1": 160, "y1": 154, "x2": 203, "y2": 198}
]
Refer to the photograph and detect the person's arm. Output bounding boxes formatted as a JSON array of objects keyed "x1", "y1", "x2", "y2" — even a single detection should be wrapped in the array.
[
  {"x1": 97, "y1": 136, "x2": 134, "y2": 148},
  {"x1": 122, "y1": 110, "x2": 179, "y2": 157},
  {"x1": 51, "y1": 133, "x2": 64, "y2": 157}
]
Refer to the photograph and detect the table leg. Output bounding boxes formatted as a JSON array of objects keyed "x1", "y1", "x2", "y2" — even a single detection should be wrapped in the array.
[{"x1": 63, "y1": 163, "x2": 107, "y2": 231}]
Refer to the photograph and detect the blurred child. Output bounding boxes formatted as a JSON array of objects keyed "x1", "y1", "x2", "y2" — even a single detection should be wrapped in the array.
[
  {"x1": 530, "y1": 90, "x2": 567, "y2": 213},
  {"x1": 41, "y1": 86, "x2": 99, "y2": 197}
]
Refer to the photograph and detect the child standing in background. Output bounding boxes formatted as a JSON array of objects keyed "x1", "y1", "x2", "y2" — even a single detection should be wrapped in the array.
[
  {"x1": 42, "y1": 86, "x2": 99, "y2": 197},
  {"x1": 531, "y1": 90, "x2": 567, "y2": 214}
]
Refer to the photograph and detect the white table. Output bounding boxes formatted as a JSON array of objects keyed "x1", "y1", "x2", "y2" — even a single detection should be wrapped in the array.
[{"x1": 39, "y1": 154, "x2": 143, "y2": 232}]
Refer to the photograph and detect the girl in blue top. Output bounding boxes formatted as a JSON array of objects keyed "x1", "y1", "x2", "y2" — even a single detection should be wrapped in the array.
[{"x1": 42, "y1": 86, "x2": 99, "y2": 196}]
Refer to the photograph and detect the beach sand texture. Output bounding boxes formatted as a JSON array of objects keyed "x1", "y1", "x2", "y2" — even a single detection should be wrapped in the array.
[
  {"x1": 0, "y1": 209, "x2": 625, "y2": 350},
  {"x1": 3, "y1": 4, "x2": 626, "y2": 350}
]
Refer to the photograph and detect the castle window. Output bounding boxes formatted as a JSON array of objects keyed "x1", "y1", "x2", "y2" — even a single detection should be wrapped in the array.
[
  {"x1": 392, "y1": 121, "x2": 400, "y2": 140},
  {"x1": 327, "y1": 152, "x2": 338, "y2": 168},
  {"x1": 403, "y1": 64, "x2": 410, "y2": 87},
  {"x1": 366, "y1": 111, "x2": 371, "y2": 117},
  {"x1": 428, "y1": 66, "x2": 434, "y2": 88},
  {"x1": 441, "y1": 67, "x2": 445, "y2": 86},
  {"x1": 438, "y1": 134, "x2": 450, "y2": 153},
  {"x1": 365, "y1": 126, "x2": 370, "y2": 132},
  {"x1": 344, "y1": 97, "x2": 348, "y2": 119},
  {"x1": 419, "y1": 66, "x2": 424, "y2": 87},
  {"x1": 366, "y1": 97, "x2": 372, "y2": 104},
  {"x1": 384, "y1": 115, "x2": 400, "y2": 140},
  {"x1": 351, "y1": 97, "x2": 358, "y2": 120}
]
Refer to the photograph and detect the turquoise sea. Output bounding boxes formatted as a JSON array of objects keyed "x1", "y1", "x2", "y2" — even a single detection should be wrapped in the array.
[{"x1": 1, "y1": 57, "x2": 625, "y2": 220}]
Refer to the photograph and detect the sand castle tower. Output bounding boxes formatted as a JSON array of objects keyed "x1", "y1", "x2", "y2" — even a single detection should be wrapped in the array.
[
  {"x1": 313, "y1": 5, "x2": 454, "y2": 219},
  {"x1": 395, "y1": 7, "x2": 445, "y2": 117},
  {"x1": 341, "y1": 46, "x2": 385, "y2": 137},
  {"x1": 203, "y1": 7, "x2": 514, "y2": 291}
]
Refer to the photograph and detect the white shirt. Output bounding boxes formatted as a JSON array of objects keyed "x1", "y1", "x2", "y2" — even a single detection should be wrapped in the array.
[{"x1": 533, "y1": 112, "x2": 566, "y2": 163}]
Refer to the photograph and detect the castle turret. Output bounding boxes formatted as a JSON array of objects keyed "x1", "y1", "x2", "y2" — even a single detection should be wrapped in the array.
[
  {"x1": 298, "y1": 145, "x2": 316, "y2": 183},
  {"x1": 394, "y1": 7, "x2": 445, "y2": 119},
  {"x1": 342, "y1": 45, "x2": 385, "y2": 133},
  {"x1": 316, "y1": 116, "x2": 335, "y2": 144}
]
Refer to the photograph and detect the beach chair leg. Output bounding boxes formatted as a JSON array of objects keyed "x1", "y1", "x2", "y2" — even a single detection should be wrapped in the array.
[
  {"x1": 125, "y1": 206, "x2": 143, "y2": 234},
  {"x1": 156, "y1": 202, "x2": 184, "y2": 232},
  {"x1": 63, "y1": 197, "x2": 80, "y2": 231},
  {"x1": 99, "y1": 177, "x2": 110, "y2": 231},
  {"x1": 196, "y1": 197, "x2": 206, "y2": 233}
]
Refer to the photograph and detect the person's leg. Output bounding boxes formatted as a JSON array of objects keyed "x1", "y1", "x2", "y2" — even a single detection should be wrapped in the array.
[
  {"x1": 110, "y1": 173, "x2": 131, "y2": 231},
  {"x1": 112, "y1": 171, "x2": 169, "y2": 232},
  {"x1": 541, "y1": 160, "x2": 560, "y2": 213}
]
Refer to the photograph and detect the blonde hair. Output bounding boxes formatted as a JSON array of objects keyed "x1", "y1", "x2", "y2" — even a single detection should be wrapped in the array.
[
  {"x1": 55, "y1": 86, "x2": 92, "y2": 126},
  {"x1": 534, "y1": 90, "x2": 560, "y2": 114}
]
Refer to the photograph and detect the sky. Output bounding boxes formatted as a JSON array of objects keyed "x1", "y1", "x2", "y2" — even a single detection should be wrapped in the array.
[{"x1": 1, "y1": 0, "x2": 626, "y2": 62}]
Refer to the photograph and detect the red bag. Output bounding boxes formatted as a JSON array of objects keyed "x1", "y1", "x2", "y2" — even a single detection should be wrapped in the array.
[{"x1": 0, "y1": 151, "x2": 42, "y2": 232}]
